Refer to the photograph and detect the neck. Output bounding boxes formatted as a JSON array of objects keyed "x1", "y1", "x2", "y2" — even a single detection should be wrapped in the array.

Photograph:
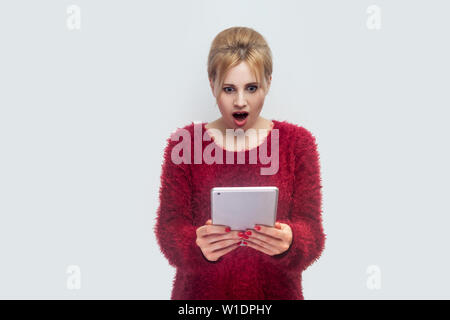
[{"x1": 217, "y1": 116, "x2": 271, "y2": 134}]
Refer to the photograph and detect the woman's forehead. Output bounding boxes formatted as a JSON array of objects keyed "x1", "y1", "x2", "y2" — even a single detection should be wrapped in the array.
[{"x1": 223, "y1": 65, "x2": 259, "y2": 85}]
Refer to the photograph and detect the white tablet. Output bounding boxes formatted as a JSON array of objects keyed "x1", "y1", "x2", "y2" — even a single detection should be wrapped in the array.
[{"x1": 211, "y1": 186, "x2": 279, "y2": 231}]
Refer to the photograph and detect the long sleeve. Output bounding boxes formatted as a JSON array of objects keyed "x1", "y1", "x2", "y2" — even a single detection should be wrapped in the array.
[
  {"x1": 267, "y1": 127, "x2": 326, "y2": 272},
  {"x1": 153, "y1": 130, "x2": 217, "y2": 272}
]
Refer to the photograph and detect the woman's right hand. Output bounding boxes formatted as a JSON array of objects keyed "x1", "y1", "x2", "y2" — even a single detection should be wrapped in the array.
[{"x1": 196, "y1": 219, "x2": 243, "y2": 262}]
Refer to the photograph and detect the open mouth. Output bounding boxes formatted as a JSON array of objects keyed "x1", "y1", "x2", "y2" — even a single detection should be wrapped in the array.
[{"x1": 232, "y1": 111, "x2": 249, "y2": 121}]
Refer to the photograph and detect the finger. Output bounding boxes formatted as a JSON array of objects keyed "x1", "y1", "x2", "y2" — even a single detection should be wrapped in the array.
[
  {"x1": 253, "y1": 224, "x2": 284, "y2": 240},
  {"x1": 206, "y1": 231, "x2": 242, "y2": 244},
  {"x1": 199, "y1": 224, "x2": 232, "y2": 237},
  {"x1": 210, "y1": 239, "x2": 242, "y2": 252},
  {"x1": 246, "y1": 230, "x2": 283, "y2": 242},
  {"x1": 210, "y1": 241, "x2": 240, "y2": 261},
  {"x1": 245, "y1": 235, "x2": 280, "y2": 253},
  {"x1": 244, "y1": 239, "x2": 277, "y2": 256},
  {"x1": 206, "y1": 219, "x2": 212, "y2": 225},
  {"x1": 247, "y1": 228, "x2": 283, "y2": 244},
  {"x1": 275, "y1": 222, "x2": 282, "y2": 229},
  {"x1": 249, "y1": 228, "x2": 283, "y2": 242}
]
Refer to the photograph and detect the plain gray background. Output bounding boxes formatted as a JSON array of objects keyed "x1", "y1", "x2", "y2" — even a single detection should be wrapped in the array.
[{"x1": 1, "y1": 0, "x2": 449, "y2": 299}]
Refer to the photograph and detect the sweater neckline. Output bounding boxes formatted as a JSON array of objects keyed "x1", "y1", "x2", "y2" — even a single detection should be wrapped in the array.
[{"x1": 202, "y1": 120, "x2": 276, "y2": 153}]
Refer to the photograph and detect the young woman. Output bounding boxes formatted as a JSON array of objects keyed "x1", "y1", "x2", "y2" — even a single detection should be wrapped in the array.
[{"x1": 154, "y1": 26, "x2": 326, "y2": 300}]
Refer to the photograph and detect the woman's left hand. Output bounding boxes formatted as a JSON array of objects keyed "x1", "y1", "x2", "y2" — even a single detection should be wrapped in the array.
[{"x1": 242, "y1": 222, "x2": 293, "y2": 256}]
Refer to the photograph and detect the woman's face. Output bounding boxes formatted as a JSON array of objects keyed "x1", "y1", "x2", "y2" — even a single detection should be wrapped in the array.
[{"x1": 210, "y1": 61, "x2": 271, "y2": 130}]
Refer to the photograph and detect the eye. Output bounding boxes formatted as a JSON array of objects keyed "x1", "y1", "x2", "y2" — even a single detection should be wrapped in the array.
[
  {"x1": 222, "y1": 86, "x2": 258, "y2": 94},
  {"x1": 247, "y1": 85, "x2": 258, "y2": 93}
]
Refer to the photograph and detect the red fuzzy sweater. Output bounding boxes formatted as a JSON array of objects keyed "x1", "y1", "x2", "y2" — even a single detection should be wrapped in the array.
[{"x1": 154, "y1": 119, "x2": 326, "y2": 300}]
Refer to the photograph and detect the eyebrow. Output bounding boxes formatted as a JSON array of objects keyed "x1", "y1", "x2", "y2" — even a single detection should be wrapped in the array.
[{"x1": 223, "y1": 82, "x2": 259, "y2": 86}]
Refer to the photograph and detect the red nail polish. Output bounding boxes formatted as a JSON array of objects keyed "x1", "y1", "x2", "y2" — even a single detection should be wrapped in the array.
[
  {"x1": 245, "y1": 230, "x2": 252, "y2": 236},
  {"x1": 243, "y1": 241, "x2": 248, "y2": 245},
  {"x1": 255, "y1": 226, "x2": 261, "y2": 231},
  {"x1": 238, "y1": 232, "x2": 245, "y2": 237},
  {"x1": 243, "y1": 235, "x2": 249, "y2": 239},
  {"x1": 225, "y1": 227, "x2": 231, "y2": 232}
]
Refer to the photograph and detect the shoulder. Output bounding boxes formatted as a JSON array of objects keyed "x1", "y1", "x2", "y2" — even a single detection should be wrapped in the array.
[
  {"x1": 169, "y1": 120, "x2": 198, "y2": 136},
  {"x1": 162, "y1": 122, "x2": 198, "y2": 169},
  {"x1": 274, "y1": 120, "x2": 318, "y2": 150},
  {"x1": 165, "y1": 121, "x2": 200, "y2": 145}
]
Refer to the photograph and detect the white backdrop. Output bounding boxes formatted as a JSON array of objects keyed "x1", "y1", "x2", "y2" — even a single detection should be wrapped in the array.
[{"x1": 0, "y1": 0, "x2": 449, "y2": 299}]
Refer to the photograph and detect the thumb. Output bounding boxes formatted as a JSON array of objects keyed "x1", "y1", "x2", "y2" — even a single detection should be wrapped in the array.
[
  {"x1": 275, "y1": 222, "x2": 282, "y2": 229},
  {"x1": 206, "y1": 219, "x2": 212, "y2": 225}
]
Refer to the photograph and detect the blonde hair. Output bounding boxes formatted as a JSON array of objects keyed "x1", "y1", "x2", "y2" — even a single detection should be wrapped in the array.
[{"x1": 207, "y1": 26, "x2": 273, "y2": 98}]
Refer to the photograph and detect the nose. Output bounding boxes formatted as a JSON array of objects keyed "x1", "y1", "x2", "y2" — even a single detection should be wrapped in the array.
[{"x1": 234, "y1": 91, "x2": 247, "y2": 107}]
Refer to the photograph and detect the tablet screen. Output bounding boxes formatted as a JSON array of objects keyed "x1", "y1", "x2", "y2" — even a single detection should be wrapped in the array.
[{"x1": 211, "y1": 186, "x2": 278, "y2": 231}]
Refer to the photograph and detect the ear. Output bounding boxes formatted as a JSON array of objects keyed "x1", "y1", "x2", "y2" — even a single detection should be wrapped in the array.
[
  {"x1": 209, "y1": 78, "x2": 216, "y2": 98},
  {"x1": 265, "y1": 75, "x2": 272, "y2": 94}
]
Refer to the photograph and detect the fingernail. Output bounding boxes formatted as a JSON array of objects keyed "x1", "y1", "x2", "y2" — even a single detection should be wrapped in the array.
[
  {"x1": 243, "y1": 241, "x2": 248, "y2": 245},
  {"x1": 238, "y1": 232, "x2": 245, "y2": 237},
  {"x1": 225, "y1": 227, "x2": 231, "y2": 232},
  {"x1": 245, "y1": 230, "x2": 252, "y2": 236},
  {"x1": 242, "y1": 235, "x2": 249, "y2": 239},
  {"x1": 255, "y1": 226, "x2": 261, "y2": 231}
]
